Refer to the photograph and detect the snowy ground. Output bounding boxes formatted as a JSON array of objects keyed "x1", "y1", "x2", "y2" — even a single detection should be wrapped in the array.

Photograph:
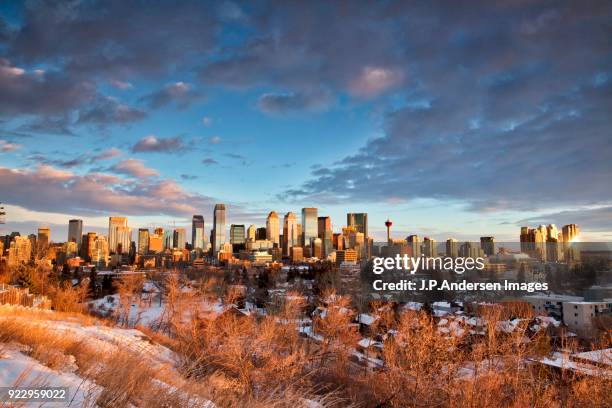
[
  {"x1": 0, "y1": 305, "x2": 216, "y2": 407},
  {"x1": 0, "y1": 344, "x2": 100, "y2": 406}
]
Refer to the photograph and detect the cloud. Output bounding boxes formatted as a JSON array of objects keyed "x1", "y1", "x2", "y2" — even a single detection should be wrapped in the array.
[
  {"x1": 208, "y1": 135, "x2": 222, "y2": 144},
  {"x1": 78, "y1": 96, "x2": 146, "y2": 126},
  {"x1": 201, "y1": 116, "x2": 212, "y2": 126},
  {"x1": 257, "y1": 89, "x2": 334, "y2": 114},
  {"x1": 180, "y1": 174, "x2": 198, "y2": 180},
  {"x1": 348, "y1": 66, "x2": 404, "y2": 98},
  {"x1": 225, "y1": 153, "x2": 245, "y2": 160},
  {"x1": 0, "y1": 140, "x2": 21, "y2": 152},
  {"x1": 279, "y1": 1, "x2": 612, "y2": 212},
  {"x1": 0, "y1": 58, "x2": 95, "y2": 117},
  {"x1": 140, "y1": 82, "x2": 202, "y2": 109},
  {"x1": 5, "y1": 1, "x2": 218, "y2": 79},
  {"x1": 109, "y1": 79, "x2": 133, "y2": 90},
  {"x1": 91, "y1": 148, "x2": 122, "y2": 161},
  {"x1": 109, "y1": 159, "x2": 159, "y2": 178},
  {"x1": 16, "y1": 115, "x2": 75, "y2": 136},
  {"x1": 202, "y1": 158, "x2": 219, "y2": 166},
  {"x1": 131, "y1": 135, "x2": 186, "y2": 153},
  {"x1": 0, "y1": 165, "x2": 216, "y2": 217}
]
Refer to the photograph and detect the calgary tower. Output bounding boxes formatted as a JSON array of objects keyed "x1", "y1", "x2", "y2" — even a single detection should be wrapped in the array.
[{"x1": 385, "y1": 218, "x2": 392, "y2": 243}]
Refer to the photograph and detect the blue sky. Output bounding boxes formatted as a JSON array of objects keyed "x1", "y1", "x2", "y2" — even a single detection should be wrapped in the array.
[{"x1": 1, "y1": 1, "x2": 611, "y2": 242}]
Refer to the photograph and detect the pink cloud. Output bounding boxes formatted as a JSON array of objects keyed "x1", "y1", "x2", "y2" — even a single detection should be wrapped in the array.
[
  {"x1": 349, "y1": 66, "x2": 405, "y2": 98},
  {"x1": 109, "y1": 158, "x2": 159, "y2": 178}
]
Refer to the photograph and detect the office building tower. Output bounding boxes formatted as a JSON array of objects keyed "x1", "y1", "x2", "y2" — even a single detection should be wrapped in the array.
[
  {"x1": 562, "y1": 224, "x2": 580, "y2": 243},
  {"x1": 266, "y1": 211, "x2": 280, "y2": 246},
  {"x1": 212, "y1": 204, "x2": 226, "y2": 256},
  {"x1": 149, "y1": 230, "x2": 163, "y2": 253},
  {"x1": 301, "y1": 208, "x2": 318, "y2": 248},
  {"x1": 7, "y1": 236, "x2": 32, "y2": 267},
  {"x1": 84, "y1": 232, "x2": 97, "y2": 261},
  {"x1": 68, "y1": 219, "x2": 83, "y2": 249},
  {"x1": 230, "y1": 224, "x2": 246, "y2": 245},
  {"x1": 174, "y1": 228, "x2": 186, "y2": 249},
  {"x1": 108, "y1": 217, "x2": 129, "y2": 254},
  {"x1": 255, "y1": 227, "x2": 267, "y2": 241},
  {"x1": 318, "y1": 216, "x2": 333, "y2": 257},
  {"x1": 446, "y1": 238, "x2": 458, "y2": 258},
  {"x1": 347, "y1": 213, "x2": 368, "y2": 239},
  {"x1": 116, "y1": 226, "x2": 132, "y2": 254},
  {"x1": 407, "y1": 235, "x2": 421, "y2": 257},
  {"x1": 480, "y1": 236, "x2": 496, "y2": 256},
  {"x1": 422, "y1": 237, "x2": 436, "y2": 257},
  {"x1": 37, "y1": 227, "x2": 50, "y2": 255},
  {"x1": 283, "y1": 212, "x2": 298, "y2": 256},
  {"x1": 313, "y1": 237, "x2": 323, "y2": 259},
  {"x1": 138, "y1": 228, "x2": 150, "y2": 255},
  {"x1": 192, "y1": 215, "x2": 205, "y2": 249},
  {"x1": 92, "y1": 236, "x2": 109, "y2": 267},
  {"x1": 247, "y1": 225, "x2": 256, "y2": 242},
  {"x1": 163, "y1": 230, "x2": 174, "y2": 250}
]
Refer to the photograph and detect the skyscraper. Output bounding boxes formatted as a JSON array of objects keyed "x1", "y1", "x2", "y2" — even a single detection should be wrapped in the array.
[
  {"x1": 37, "y1": 227, "x2": 50, "y2": 255},
  {"x1": 230, "y1": 224, "x2": 246, "y2": 245},
  {"x1": 108, "y1": 217, "x2": 129, "y2": 254},
  {"x1": 163, "y1": 230, "x2": 174, "y2": 249},
  {"x1": 138, "y1": 228, "x2": 150, "y2": 255},
  {"x1": 317, "y1": 216, "x2": 332, "y2": 257},
  {"x1": 256, "y1": 227, "x2": 267, "y2": 240},
  {"x1": 301, "y1": 208, "x2": 318, "y2": 248},
  {"x1": 192, "y1": 215, "x2": 205, "y2": 249},
  {"x1": 283, "y1": 212, "x2": 298, "y2": 256},
  {"x1": 247, "y1": 225, "x2": 256, "y2": 241},
  {"x1": 407, "y1": 235, "x2": 421, "y2": 257},
  {"x1": 212, "y1": 204, "x2": 226, "y2": 256},
  {"x1": 68, "y1": 219, "x2": 83, "y2": 249},
  {"x1": 446, "y1": 238, "x2": 458, "y2": 258},
  {"x1": 174, "y1": 228, "x2": 186, "y2": 249},
  {"x1": 562, "y1": 224, "x2": 580, "y2": 242},
  {"x1": 266, "y1": 211, "x2": 280, "y2": 246},
  {"x1": 347, "y1": 213, "x2": 368, "y2": 239},
  {"x1": 480, "y1": 236, "x2": 495, "y2": 256}
]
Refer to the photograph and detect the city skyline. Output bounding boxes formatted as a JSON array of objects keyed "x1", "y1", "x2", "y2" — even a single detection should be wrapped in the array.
[{"x1": 0, "y1": 1, "x2": 611, "y2": 242}]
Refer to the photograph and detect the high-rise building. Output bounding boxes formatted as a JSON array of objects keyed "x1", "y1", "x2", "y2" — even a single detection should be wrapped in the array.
[
  {"x1": 92, "y1": 236, "x2": 109, "y2": 267},
  {"x1": 84, "y1": 232, "x2": 97, "y2": 261},
  {"x1": 422, "y1": 237, "x2": 436, "y2": 257},
  {"x1": 116, "y1": 226, "x2": 132, "y2": 254},
  {"x1": 37, "y1": 227, "x2": 50, "y2": 255},
  {"x1": 256, "y1": 227, "x2": 267, "y2": 241},
  {"x1": 317, "y1": 216, "x2": 333, "y2": 257},
  {"x1": 562, "y1": 224, "x2": 580, "y2": 243},
  {"x1": 138, "y1": 228, "x2": 150, "y2": 255},
  {"x1": 108, "y1": 217, "x2": 129, "y2": 254},
  {"x1": 347, "y1": 213, "x2": 368, "y2": 239},
  {"x1": 301, "y1": 208, "x2": 318, "y2": 248},
  {"x1": 266, "y1": 211, "x2": 280, "y2": 246},
  {"x1": 407, "y1": 235, "x2": 421, "y2": 257},
  {"x1": 68, "y1": 219, "x2": 83, "y2": 249},
  {"x1": 247, "y1": 225, "x2": 256, "y2": 242},
  {"x1": 446, "y1": 238, "x2": 458, "y2": 258},
  {"x1": 283, "y1": 212, "x2": 298, "y2": 256},
  {"x1": 212, "y1": 204, "x2": 226, "y2": 256},
  {"x1": 163, "y1": 230, "x2": 174, "y2": 250},
  {"x1": 149, "y1": 229, "x2": 163, "y2": 253},
  {"x1": 192, "y1": 215, "x2": 205, "y2": 249},
  {"x1": 480, "y1": 236, "x2": 495, "y2": 256},
  {"x1": 7, "y1": 236, "x2": 32, "y2": 266},
  {"x1": 174, "y1": 228, "x2": 186, "y2": 249},
  {"x1": 230, "y1": 224, "x2": 246, "y2": 245}
]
